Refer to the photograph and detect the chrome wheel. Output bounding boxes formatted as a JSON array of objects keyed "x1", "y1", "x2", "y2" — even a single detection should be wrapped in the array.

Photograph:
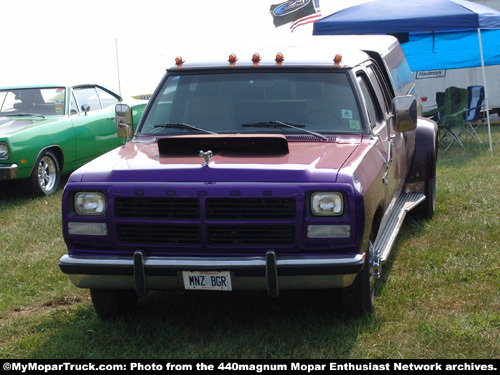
[
  {"x1": 30, "y1": 150, "x2": 61, "y2": 196},
  {"x1": 38, "y1": 155, "x2": 57, "y2": 193}
]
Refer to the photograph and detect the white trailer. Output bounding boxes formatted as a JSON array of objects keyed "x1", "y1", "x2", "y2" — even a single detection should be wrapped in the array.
[{"x1": 415, "y1": 65, "x2": 500, "y2": 115}]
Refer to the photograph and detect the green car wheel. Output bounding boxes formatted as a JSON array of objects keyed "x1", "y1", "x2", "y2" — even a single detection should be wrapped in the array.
[{"x1": 30, "y1": 150, "x2": 61, "y2": 196}]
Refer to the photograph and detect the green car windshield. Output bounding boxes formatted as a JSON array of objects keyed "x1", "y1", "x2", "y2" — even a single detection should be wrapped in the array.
[
  {"x1": 139, "y1": 71, "x2": 363, "y2": 135},
  {"x1": 0, "y1": 87, "x2": 66, "y2": 116}
]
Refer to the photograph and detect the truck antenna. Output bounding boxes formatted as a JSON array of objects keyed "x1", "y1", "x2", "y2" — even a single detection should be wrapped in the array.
[{"x1": 115, "y1": 39, "x2": 122, "y2": 97}]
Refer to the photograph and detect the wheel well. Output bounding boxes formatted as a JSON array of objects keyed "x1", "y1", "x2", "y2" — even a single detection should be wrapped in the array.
[
  {"x1": 407, "y1": 119, "x2": 438, "y2": 183},
  {"x1": 32, "y1": 146, "x2": 64, "y2": 173}
]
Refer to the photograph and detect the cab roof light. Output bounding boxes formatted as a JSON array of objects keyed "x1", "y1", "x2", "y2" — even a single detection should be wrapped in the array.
[
  {"x1": 175, "y1": 56, "x2": 184, "y2": 68},
  {"x1": 252, "y1": 53, "x2": 261, "y2": 66},
  {"x1": 228, "y1": 53, "x2": 238, "y2": 66},
  {"x1": 333, "y1": 54, "x2": 342, "y2": 66},
  {"x1": 275, "y1": 52, "x2": 285, "y2": 66}
]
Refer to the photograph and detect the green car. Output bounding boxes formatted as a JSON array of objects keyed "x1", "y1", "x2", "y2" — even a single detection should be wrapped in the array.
[{"x1": 0, "y1": 84, "x2": 146, "y2": 195}]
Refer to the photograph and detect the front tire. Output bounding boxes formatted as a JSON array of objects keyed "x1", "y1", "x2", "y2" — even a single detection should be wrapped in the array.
[
  {"x1": 90, "y1": 289, "x2": 138, "y2": 319},
  {"x1": 417, "y1": 177, "x2": 436, "y2": 219},
  {"x1": 29, "y1": 150, "x2": 61, "y2": 196},
  {"x1": 339, "y1": 241, "x2": 375, "y2": 316}
]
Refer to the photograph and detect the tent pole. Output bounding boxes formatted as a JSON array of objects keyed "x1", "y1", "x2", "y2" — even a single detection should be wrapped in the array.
[{"x1": 477, "y1": 28, "x2": 493, "y2": 153}]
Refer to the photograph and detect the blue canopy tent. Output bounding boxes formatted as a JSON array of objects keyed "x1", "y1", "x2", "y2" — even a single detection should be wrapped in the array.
[
  {"x1": 402, "y1": 29, "x2": 500, "y2": 71},
  {"x1": 313, "y1": 0, "x2": 500, "y2": 152}
]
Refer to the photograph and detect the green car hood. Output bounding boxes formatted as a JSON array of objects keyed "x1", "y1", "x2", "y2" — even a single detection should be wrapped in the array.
[{"x1": 0, "y1": 116, "x2": 57, "y2": 135}]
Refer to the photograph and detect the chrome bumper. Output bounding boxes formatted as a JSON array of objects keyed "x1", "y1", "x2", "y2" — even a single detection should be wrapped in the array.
[
  {"x1": 0, "y1": 164, "x2": 18, "y2": 180},
  {"x1": 59, "y1": 251, "x2": 365, "y2": 297}
]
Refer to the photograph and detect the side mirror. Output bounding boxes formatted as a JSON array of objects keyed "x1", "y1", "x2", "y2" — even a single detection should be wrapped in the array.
[
  {"x1": 115, "y1": 103, "x2": 133, "y2": 144},
  {"x1": 392, "y1": 95, "x2": 417, "y2": 133},
  {"x1": 81, "y1": 104, "x2": 90, "y2": 115}
]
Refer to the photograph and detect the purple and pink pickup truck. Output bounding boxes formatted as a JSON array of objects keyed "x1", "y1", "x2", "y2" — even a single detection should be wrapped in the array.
[{"x1": 59, "y1": 36, "x2": 438, "y2": 318}]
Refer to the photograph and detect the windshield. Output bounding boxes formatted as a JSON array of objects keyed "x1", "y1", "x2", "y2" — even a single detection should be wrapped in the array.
[
  {"x1": 139, "y1": 71, "x2": 363, "y2": 135},
  {"x1": 0, "y1": 87, "x2": 66, "y2": 116}
]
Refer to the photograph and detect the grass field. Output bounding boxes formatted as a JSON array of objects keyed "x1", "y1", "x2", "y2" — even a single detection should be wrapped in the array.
[{"x1": 1, "y1": 125, "x2": 499, "y2": 359}]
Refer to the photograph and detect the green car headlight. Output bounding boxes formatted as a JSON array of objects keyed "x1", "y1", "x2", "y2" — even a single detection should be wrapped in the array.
[
  {"x1": 0, "y1": 142, "x2": 9, "y2": 160},
  {"x1": 74, "y1": 192, "x2": 106, "y2": 216},
  {"x1": 311, "y1": 192, "x2": 343, "y2": 216}
]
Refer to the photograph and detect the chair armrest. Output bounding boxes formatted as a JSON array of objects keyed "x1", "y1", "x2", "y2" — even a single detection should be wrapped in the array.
[
  {"x1": 467, "y1": 105, "x2": 482, "y2": 113},
  {"x1": 423, "y1": 106, "x2": 443, "y2": 117},
  {"x1": 442, "y1": 108, "x2": 469, "y2": 122}
]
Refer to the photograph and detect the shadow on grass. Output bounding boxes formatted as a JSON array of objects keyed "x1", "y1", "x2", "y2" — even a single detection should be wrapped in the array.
[
  {"x1": 0, "y1": 180, "x2": 33, "y2": 202},
  {"x1": 374, "y1": 208, "x2": 434, "y2": 296},
  {"x1": 0, "y1": 176, "x2": 69, "y2": 203},
  {"x1": 437, "y1": 123, "x2": 498, "y2": 169},
  {"x1": 25, "y1": 288, "x2": 378, "y2": 359}
]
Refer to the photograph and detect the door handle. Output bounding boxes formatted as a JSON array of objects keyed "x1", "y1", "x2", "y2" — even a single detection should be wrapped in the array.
[{"x1": 386, "y1": 139, "x2": 393, "y2": 167}]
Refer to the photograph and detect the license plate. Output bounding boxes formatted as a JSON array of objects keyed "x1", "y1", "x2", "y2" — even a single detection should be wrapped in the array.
[{"x1": 182, "y1": 271, "x2": 232, "y2": 291}]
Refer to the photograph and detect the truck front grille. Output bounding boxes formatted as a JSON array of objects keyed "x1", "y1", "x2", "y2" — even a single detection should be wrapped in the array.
[
  {"x1": 206, "y1": 198, "x2": 295, "y2": 220},
  {"x1": 117, "y1": 223, "x2": 201, "y2": 245},
  {"x1": 207, "y1": 225, "x2": 295, "y2": 246},
  {"x1": 115, "y1": 197, "x2": 199, "y2": 220},
  {"x1": 114, "y1": 197, "x2": 297, "y2": 248}
]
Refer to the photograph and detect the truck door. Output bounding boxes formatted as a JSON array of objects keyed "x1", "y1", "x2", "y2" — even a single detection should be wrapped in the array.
[
  {"x1": 366, "y1": 64, "x2": 409, "y2": 194},
  {"x1": 356, "y1": 71, "x2": 398, "y2": 208}
]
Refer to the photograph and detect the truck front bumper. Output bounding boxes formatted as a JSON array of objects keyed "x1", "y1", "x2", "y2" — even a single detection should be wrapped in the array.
[{"x1": 59, "y1": 250, "x2": 365, "y2": 297}]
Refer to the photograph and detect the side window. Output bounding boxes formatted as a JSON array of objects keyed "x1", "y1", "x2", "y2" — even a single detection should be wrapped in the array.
[
  {"x1": 96, "y1": 87, "x2": 119, "y2": 109},
  {"x1": 70, "y1": 92, "x2": 79, "y2": 115},
  {"x1": 73, "y1": 87, "x2": 101, "y2": 112},
  {"x1": 357, "y1": 73, "x2": 384, "y2": 128},
  {"x1": 367, "y1": 64, "x2": 391, "y2": 114},
  {"x1": 0, "y1": 91, "x2": 18, "y2": 111}
]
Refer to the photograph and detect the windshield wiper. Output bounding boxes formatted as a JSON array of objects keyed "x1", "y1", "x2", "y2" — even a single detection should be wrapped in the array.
[
  {"x1": 6, "y1": 113, "x2": 46, "y2": 118},
  {"x1": 153, "y1": 123, "x2": 217, "y2": 134},
  {"x1": 242, "y1": 121, "x2": 327, "y2": 141}
]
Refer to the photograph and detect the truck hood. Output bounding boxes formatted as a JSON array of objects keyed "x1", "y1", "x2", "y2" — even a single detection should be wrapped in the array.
[
  {"x1": 0, "y1": 116, "x2": 57, "y2": 135},
  {"x1": 74, "y1": 134, "x2": 363, "y2": 184}
]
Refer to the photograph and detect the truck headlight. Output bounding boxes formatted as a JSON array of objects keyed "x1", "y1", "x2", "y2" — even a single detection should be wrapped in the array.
[
  {"x1": 0, "y1": 142, "x2": 8, "y2": 160},
  {"x1": 74, "y1": 192, "x2": 106, "y2": 216},
  {"x1": 311, "y1": 192, "x2": 343, "y2": 216}
]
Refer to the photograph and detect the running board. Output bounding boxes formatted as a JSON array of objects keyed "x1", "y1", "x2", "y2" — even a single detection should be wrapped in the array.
[{"x1": 373, "y1": 193, "x2": 425, "y2": 279}]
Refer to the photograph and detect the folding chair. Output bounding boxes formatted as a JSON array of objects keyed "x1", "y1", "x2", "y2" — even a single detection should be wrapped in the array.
[
  {"x1": 424, "y1": 92, "x2": 446, "y2": 147},
  {"x1": 464, "y1": 85, "x2": 485, "y2": 144},
  {"x1": 425, "y1": 86, "x2": 468, "y2": 151},
  {"x1": 424, "y1": 92, "x2": 445, "y2": 121}
]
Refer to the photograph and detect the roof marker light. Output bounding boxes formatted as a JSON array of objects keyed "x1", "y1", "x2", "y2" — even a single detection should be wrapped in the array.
[
  {"x1": 333, "y1": 54, "x2": 342, "y2": 66},
  {"x1": 275, "y1": 52, "x2": 285, "y2": 66},
  {"x1": 228, "y1": 53, "x2": 238, "y2": 66},
  {"x1": 252, "y1": 53, "x2": 261, "y2": 66},
  {"x1": 175, "y1": 56, "x2": 184, "y2": 68}
]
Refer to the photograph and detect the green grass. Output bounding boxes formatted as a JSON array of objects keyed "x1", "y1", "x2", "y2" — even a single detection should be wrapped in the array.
[{"x1": 1, "y1": 125, "x2": 499, "y2": 359}]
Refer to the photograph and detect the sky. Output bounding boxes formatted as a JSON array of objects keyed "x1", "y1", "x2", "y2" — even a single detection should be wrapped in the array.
[{"x1": 0, "y1": 0, "x2": 368, "y2": 98}]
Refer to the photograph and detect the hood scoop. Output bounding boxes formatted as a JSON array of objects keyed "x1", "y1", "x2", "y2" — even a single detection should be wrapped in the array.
[{"x1": 158, "y1": 135, "x2": 289, "y2": 157}]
